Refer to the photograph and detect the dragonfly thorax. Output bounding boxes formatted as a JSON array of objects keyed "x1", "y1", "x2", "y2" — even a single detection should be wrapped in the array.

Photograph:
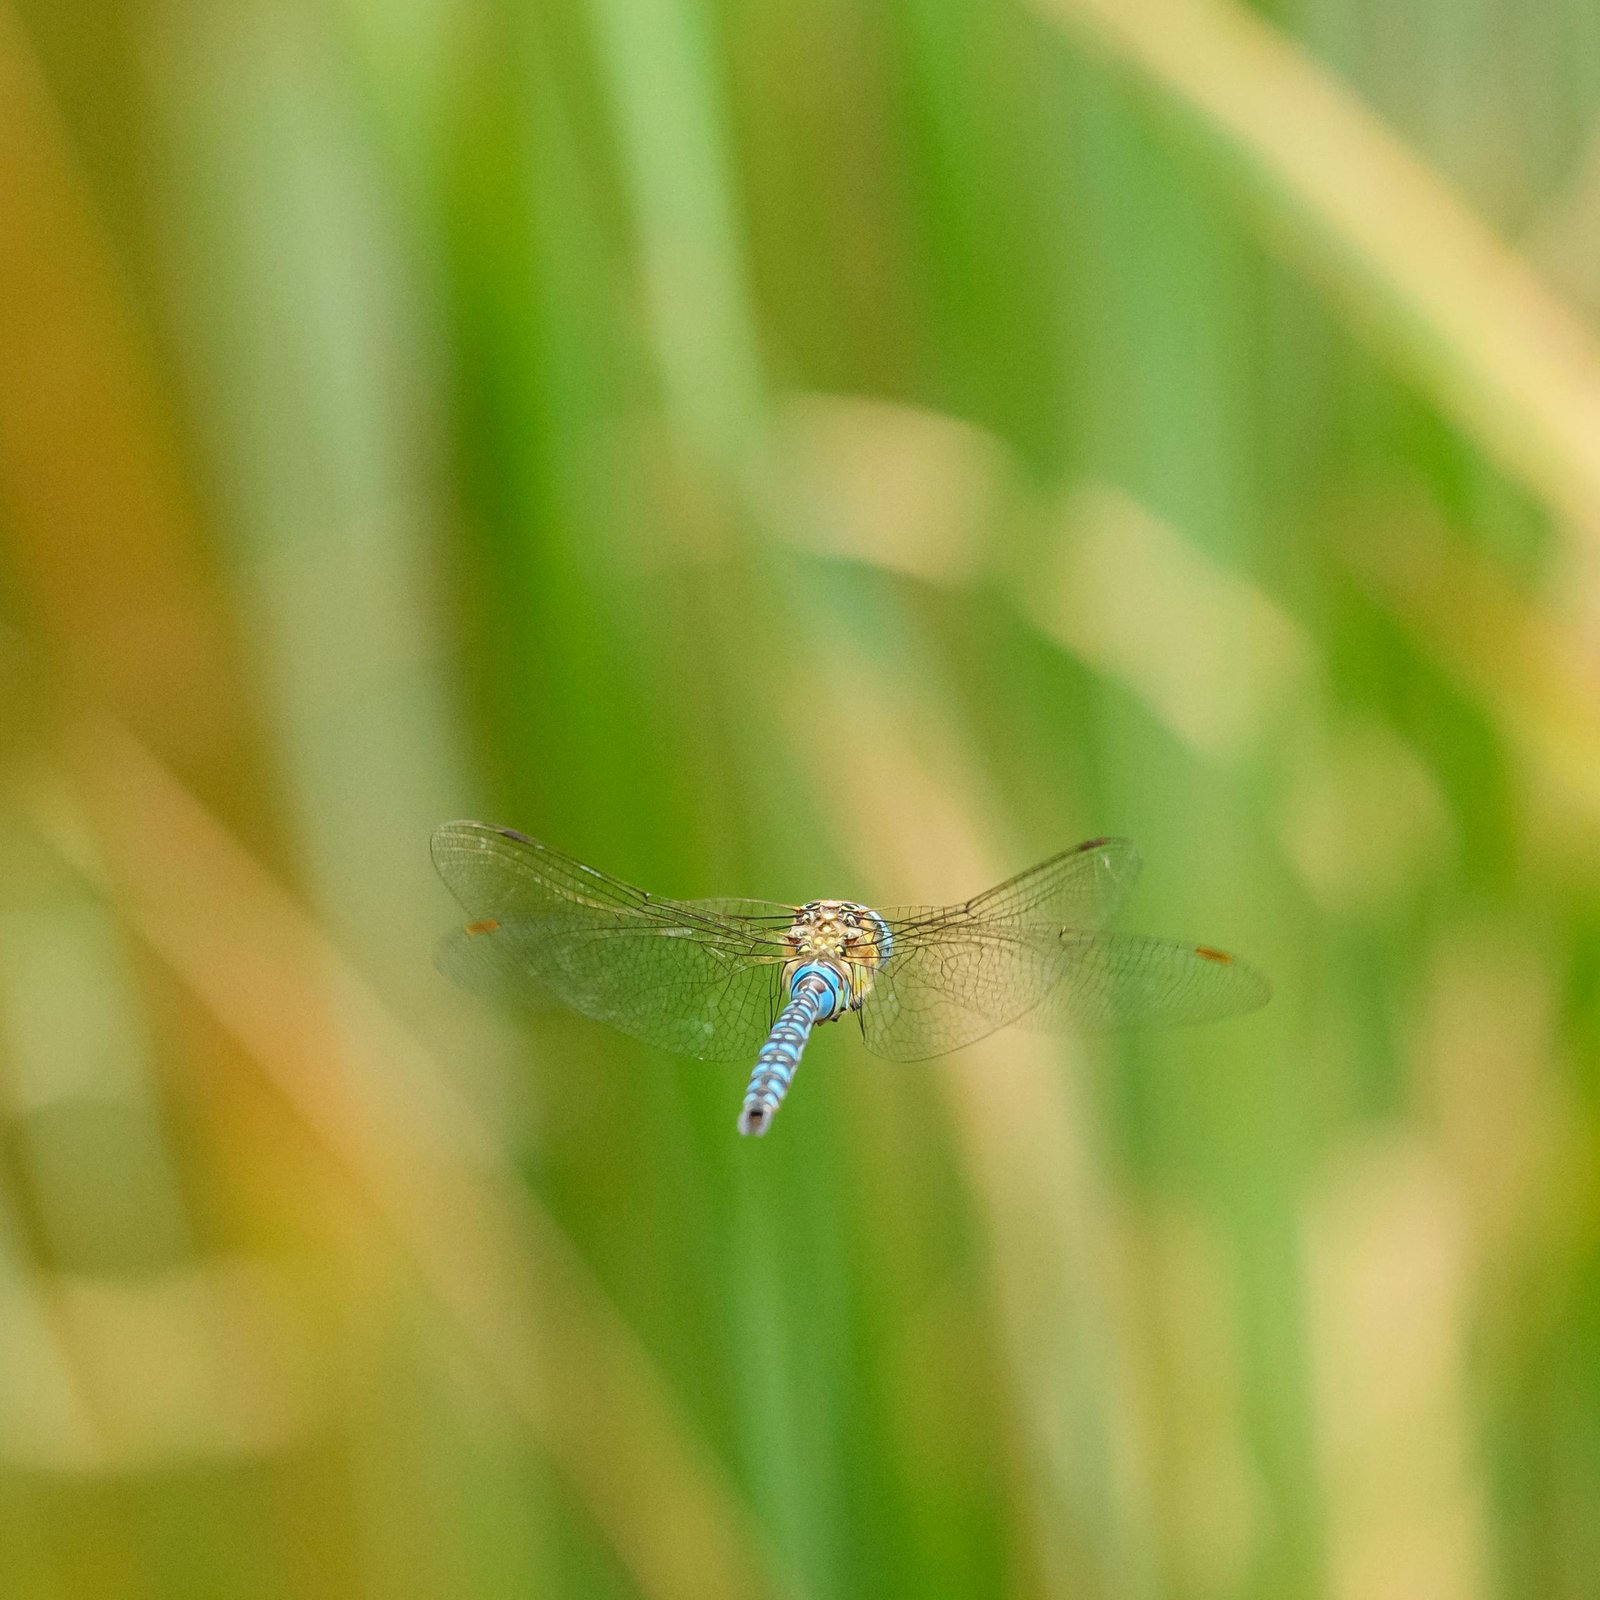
[{"x1": 782, "y1": 900, "x2": 892, "y2": 1014}]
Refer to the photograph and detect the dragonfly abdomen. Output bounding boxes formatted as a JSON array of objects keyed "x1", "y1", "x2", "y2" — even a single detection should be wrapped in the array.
[{"x1": 737, "y1": 962, "x2": 849, "y2": 1136}]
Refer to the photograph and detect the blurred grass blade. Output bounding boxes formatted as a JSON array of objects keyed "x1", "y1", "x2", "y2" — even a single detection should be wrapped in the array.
[
  {"x1": 1341, "y1": 508, "x2": 1600, "y2": 818},
  {"x1": 586, "y1": 0, "x2": 770, "y2": 489},
  {"x1": 22, "y1": 713, "x2": 791, "y2": 1600},
  {"x1": 778, "y1": 618, "x2": 1165, "y2": 1597},
  {"x1": 0, "y1": 3, "x2": 263, "y2": 788},
  {"x1": 1031, "y1": 0, "x2": 1600, "y2": 537}
]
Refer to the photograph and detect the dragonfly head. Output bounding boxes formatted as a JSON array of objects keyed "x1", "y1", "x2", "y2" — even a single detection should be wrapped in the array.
[
  {"x1": 785, "y1": 900, "x2": 881, "y2": 960},
  {"x1": 783, "y1": 900, "x2": 893, "y2": 1009}
]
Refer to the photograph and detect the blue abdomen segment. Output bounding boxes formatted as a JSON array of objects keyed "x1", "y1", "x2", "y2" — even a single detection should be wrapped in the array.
[{"x1": 738, "y1": 962, "x2": 849, "y2": 1136}]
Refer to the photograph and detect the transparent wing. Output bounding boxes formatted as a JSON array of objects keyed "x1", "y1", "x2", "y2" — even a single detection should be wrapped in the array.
[
  {"x1": 859, "y1": 929, "x2": 1061, "y2": 1061},
  {"x1": 878, "y1": 837, "x2": 1141, "y2": 938},
  {"x1": 432, "y1": 822, "x2": 790, "y2": 951},
  {"x1": 435, "y1": 914, "x2": 785, "y2": 1059},
  {"x1": 431, "y1": 823, "x2": 789, "y2": 1059},
  {"x1": 1029, "y1": 933, "x2": 1269, "y2": 1030},
  {"x1": 860, "y1": 926, "x2": 1269, "y2": 1062},
  {"x1": 681, "y1": 897, "x2": 799, "y2": 925},
  {"x1": 435, "y1": 922, "x2": 557, "y2": 1009}
]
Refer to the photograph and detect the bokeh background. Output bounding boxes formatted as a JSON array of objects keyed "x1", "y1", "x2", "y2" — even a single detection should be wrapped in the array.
[{"x1": 2, "y1": 0, "x2": 1598, "y2": 1595}]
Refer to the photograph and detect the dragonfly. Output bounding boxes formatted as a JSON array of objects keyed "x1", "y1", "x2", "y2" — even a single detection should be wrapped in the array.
[{"x1": 431, "y1": 822, "x2": 1270, "y2": 1136}]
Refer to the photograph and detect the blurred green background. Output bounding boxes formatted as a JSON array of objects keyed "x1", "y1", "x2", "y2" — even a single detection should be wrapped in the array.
[{"x1": 2, "y1": 0, "x2": 1598, "y2": 1595}]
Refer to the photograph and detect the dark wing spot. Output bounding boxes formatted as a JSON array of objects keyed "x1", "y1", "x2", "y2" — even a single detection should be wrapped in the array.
[
  {"x1": 464, "y1": 919, "x2": 501, "y2": 936},
  {"x1": 1194, "y1": 945, "x2": 1232, "y2": 964},
  {"x1": 1078, "y1": 836, "x2": 1111, "y2": 850}
]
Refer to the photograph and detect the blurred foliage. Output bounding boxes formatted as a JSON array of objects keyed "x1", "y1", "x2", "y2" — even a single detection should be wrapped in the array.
[{"x1": 1, "y1": 0, "x2": 1599, "y2": 1596}]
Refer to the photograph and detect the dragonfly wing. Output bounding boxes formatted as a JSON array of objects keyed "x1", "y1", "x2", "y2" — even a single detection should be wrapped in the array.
[
  {"x1": 433, "y1": 823, "x2": 778, "y2": 941},
  {"x1": 859, "y1": 923, "x2": 1269, "y2": 1060},
  {"x1": 679, "y1": 897, "x2": 798, "y2": 924},
  {"x1": 435, "y1": 911, "x2": 784, "y2": 1060},
  {"x1": 1023, "y1": 932, "x2": 1271, "y2": 1031},
  {"x1": 859, "y1": 929, "x2": 1065, "y2": 1062},
  {"x1": 435, "y1": 921, "x2": 557, "y2": 1008},
  {"x1": 431, "y1": 824, "x2": 789, "y2": 1060},
  {"x1": 877, "y1": 837, "x2": 1142, "y2": 938}
]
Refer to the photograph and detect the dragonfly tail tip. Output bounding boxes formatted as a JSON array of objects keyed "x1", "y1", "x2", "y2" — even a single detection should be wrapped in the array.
[{"x1": 737, "y1": 1104, "x2": 770, "y2": 1137}]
